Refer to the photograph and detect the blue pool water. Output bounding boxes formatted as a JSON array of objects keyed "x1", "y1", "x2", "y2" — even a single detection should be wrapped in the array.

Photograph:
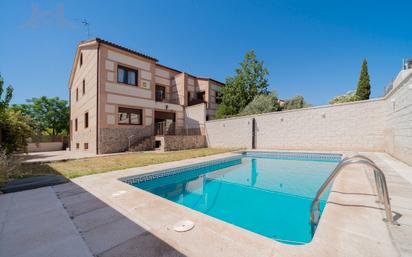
[{"x1": 129, "y1": 152, "x2": 340, "y2": 244}]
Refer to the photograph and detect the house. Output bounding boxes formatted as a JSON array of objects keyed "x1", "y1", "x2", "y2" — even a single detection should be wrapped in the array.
[{"x1": 68, "y1": 38, "x2": 224, "y2": 154}]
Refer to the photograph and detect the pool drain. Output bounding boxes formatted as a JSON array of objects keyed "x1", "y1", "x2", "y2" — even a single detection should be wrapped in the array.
[{"x1": 173, "y1": 220, "x2": 195, "y2": 232}]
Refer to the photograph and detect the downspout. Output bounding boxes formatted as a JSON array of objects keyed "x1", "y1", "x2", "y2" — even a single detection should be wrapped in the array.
[
  {"x1": 252, "y1": 118, "x2": 256, "y2": 149},
  {"x1": 96, "y1": 42, "x2": 100, "y2": 154}
]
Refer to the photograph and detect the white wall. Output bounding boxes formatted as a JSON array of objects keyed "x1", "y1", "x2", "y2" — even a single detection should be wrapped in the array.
[
  {"x1": 28, "y1": 142, "x2": 64, "y2": 152},
  {"x1": 384, "y1": 71, "x2": 412, "y2": 166},
  {"x1": 70, "y1": 46, "x2": 98, "y2": 153},
  {"x1": 184, "y1": 103, "x2": 206, "y2": 130},
  {"x1": 206, "y1": 99, "x2": 386, "y2": 151},
  {"x1": 206, "y1": 117, "x2": 253, "y2": 148}
]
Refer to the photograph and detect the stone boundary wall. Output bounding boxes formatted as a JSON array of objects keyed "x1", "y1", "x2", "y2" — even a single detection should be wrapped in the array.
[
  {"x1": 163, "y1": 135, "x2": 206, "y2": 151},
  {"x1": 205, "y1": 74, "x2": 412, "y2": 165},
  {"x1": 205, "y1": 99, "x2": 386, "y2": 151},
  {"x1": 27, "y1": 142, "x2": 64, "y2": 152},
  {"x1": 384, "y1": 72, "x2": 412, "y2": 165}
]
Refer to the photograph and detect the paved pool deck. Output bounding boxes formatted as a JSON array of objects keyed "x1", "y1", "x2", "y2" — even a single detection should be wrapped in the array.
[{"x1": 1, "y1": 150, "x2": 412, "y2": 257}]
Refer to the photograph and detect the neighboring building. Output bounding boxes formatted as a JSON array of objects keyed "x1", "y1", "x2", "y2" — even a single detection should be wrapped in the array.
[{"x1": 69, "y1": 38, "x2": 224, "y2": 154}]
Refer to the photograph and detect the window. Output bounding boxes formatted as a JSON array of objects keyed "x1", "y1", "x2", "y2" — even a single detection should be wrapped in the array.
[
  {"x1": 76, "y1": 143, "x2": 79, "y2": 149},
  {"x1": 84, "y1": 112, "x2": 89, "y2": 128},
  {"x1": 84, "y1": 143, "x2": 88, "y2": 150},
  {"x1": 216, "y1": 91, "x2": 223, "y2": 104},
  {"x1": 197, "y1": 91, "x2": 205, "y2": 101},
  {"x1": 155, "y1": 85, "x2": 166, "y2": 101},
  {"x1": 118, "y1": 107, "x2": 142, "y2": 125},
  {"x1": 76, "y1": 88, "x2": 78, "y2": 101},
  {"x1": 117, "y1": 65, "x2": 137, "y2": 86},
  {"x1": 82, "y1": 79, "x2": 85, "y2": 95},
  {"x1": 80, "y1": 53, "x2": 83, "y2": 67},
  {"x1": 187, "y1": 92, "x2": 191, "y2": 104},
  {"x1": 75, "y1": 118, "x2": 78, "y2": 131}
]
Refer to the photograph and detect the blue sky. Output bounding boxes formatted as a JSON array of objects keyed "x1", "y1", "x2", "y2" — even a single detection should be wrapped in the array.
[{"x1": 1, "y1": 1, "x2": 411, "y2": 105}]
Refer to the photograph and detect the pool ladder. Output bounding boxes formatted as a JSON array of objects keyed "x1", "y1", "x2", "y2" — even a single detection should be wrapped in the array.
[{"x1": 310, "y1": 155, "x2": 398, "y2": 235}]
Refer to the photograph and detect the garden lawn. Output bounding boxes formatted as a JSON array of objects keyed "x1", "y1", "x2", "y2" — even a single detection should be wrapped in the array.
[{"x1": 9, "y1": 148, "x2": 238, "y2": 180}]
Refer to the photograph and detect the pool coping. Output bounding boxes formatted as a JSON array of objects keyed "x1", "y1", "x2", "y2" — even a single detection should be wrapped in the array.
[{"x1": 70, "y1": 150, "x2": 403, "y2": 257}]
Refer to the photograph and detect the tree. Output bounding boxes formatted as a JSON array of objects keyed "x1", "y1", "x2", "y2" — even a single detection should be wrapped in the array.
[
  {"x1": 240, "y1": 92, "x2": 280, "y2": 115},
  {"x1": 329, "y1": 90, "x2": 360, "y2": 104},
  {"x1": 13, "y1": 96, "x2": 69, "y2": 135},
  {"x1": 0, "y1": 75, "x2": 32, "y2": 154},
  {"x1": 355, "y1": 59, "x2": 371, "y2": 100},
  {"x1": 283, "y1": 95, "x2": 311, "y2": 110},
  {"x1": 216, "y1": 50, "x2": 269, "y2": 118},
  {"x1": 0, "y1": 109, "x2": 32, "y2": 154},
  {"x1": 0, "y1": 75, "x2": 13, "y2": 114},
  {"x1": 329, "y1": 59, "x2": 371, "y2": 104}
]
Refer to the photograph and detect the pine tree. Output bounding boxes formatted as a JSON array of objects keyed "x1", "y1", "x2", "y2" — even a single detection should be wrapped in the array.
[{"x1": 355, "y1": 59, "x2": 371, "y2": 100}]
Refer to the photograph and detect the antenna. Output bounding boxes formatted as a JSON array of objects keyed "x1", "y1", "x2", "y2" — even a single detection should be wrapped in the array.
[{"x1": 81, "y1": 19, "x2": 90, "y2": 37}]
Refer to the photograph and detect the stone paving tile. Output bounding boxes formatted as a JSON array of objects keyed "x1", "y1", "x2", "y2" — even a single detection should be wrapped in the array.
[
  {"x1": 389, "y1": 224, "x2": 412, "y2": 251},
  {"x1": 98, "y1": 232, "x2": 185, "y2": 257},
  {"x1": 54, "y1": 184, "x2": 87, "y2": 198},
  {"x1": 368, "y1": 153, "x2": 412, "y2": 257},
  {"x1": 0, "y1": 193, "x2": 12, "y2": 225},
  {"x1": 15, "y1": 234, "x2": 93, "y2": 257},
  {"x1": 1, "y1": 209, "x2": 77, "y2": 256},
  {"x1": 53, "y1": 182, "x2": 80, "y2": 193},
  {"x1": 63, "y1": 196, "x2": 107, "y2": 217},
  {"x1": 60, "y1": 191, "x2": 98, "y2": 206},
  {"x1": 4, "y1": 187, "x2": 60, "y2": 222},
  {"x1": 82, "y1": 217, "x2": 147, "y2": 255},
  {"x1": 0, "y1": 187, "x2": 93, "y2": 257},
  {"x1": 73, "y1": 206, "x2": 125, "y2": 232}
]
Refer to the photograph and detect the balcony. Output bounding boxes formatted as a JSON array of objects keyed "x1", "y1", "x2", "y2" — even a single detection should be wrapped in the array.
[{"x1": 188, "y1": 98, "x2": 206, "y2": 106}]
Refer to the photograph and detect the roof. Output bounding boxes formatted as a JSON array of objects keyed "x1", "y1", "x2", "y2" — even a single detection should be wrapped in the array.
[
  {"x1": 75, "y1": 37, "x2": 224, "y2": 86},
  {"x1": 155, "y1": 63, "x2": 182, "y2": 74},
  {"x1": 196, "y1": 77, "x2": 225, "y2": 86},
  {"x1": 80, "y1": 38, "x2": 158, "y2": 62}
]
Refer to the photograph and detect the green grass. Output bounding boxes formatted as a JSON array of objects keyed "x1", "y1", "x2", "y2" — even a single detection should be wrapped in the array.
[{"x1": 8, "y1": 148, "x2": 239, "y2": 180}]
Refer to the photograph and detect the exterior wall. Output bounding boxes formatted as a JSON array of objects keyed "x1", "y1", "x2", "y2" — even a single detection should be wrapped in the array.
[
  {"x1": 154, "y1": 66, "x2": 179, "y2": 103},
  {"x1": 207, "y1": 83, "x2": 222, "y2": 118},
  {"x1": 97, "y1": 45, "x2": 185, "y2": 153},
  {"x1": 163, "y1": 135, "x2": 206, "y2": 151},
  {"x1": 70, "y1": 45, "x2": 98, "y2": 153},
  {"x1": 198, "y1": 79, "x2": 223, "y2": 119},
  {"x1": 69, "y1": 39, "x2": 223, "y2": 154},
  {"x1": 187, "y1": 76, "x2": 196, "y2": 103},
  {"x1": 384, "y1": 70, "x2": 412, "y2": 165},
  {"x1": 99, "y1": 126, "x2": 153, "y2": 153},
  {"x1": 206, "y1": 99, "x2": 386, "y2": 151},
  {"x1": 174, "y1": 73, "x2": 186, "y2": 106},
  {"x1": 184, "y1": 103, "x2": 206, "y2": 134}
]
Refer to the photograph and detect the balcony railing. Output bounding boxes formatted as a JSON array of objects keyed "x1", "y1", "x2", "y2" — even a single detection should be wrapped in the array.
[
  {"x1": 188, "y1": 99, "x2": 206, "y2": 106},
  {"x1": 155, "y1": 98, "x2": 180, "y2": 105},
  {"x1": 155, "y1": 121, "x2": 203, "y2": 136}
]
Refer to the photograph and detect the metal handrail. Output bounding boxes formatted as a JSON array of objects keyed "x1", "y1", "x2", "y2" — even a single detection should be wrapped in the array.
[
  {"x1": 310, "y1": 155, "x2": 396, "y2": 234},
  {"x1": 128, "y1": 135, "x2": 135, "y2": 152}
]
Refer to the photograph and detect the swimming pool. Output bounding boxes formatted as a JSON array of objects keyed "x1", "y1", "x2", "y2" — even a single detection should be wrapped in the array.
[{"x1": 122, "y1": 151, "x2": 341, "y2": 244}]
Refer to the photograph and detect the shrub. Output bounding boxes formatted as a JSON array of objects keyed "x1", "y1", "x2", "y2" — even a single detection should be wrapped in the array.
[{"x1": 240, "y1": 93, "x2": 280, "y2": 115}]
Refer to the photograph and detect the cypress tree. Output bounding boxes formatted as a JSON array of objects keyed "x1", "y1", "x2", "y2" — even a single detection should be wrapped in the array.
[{"x1": 355, "y1": 59, "x2": 371, "y2": 100}]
